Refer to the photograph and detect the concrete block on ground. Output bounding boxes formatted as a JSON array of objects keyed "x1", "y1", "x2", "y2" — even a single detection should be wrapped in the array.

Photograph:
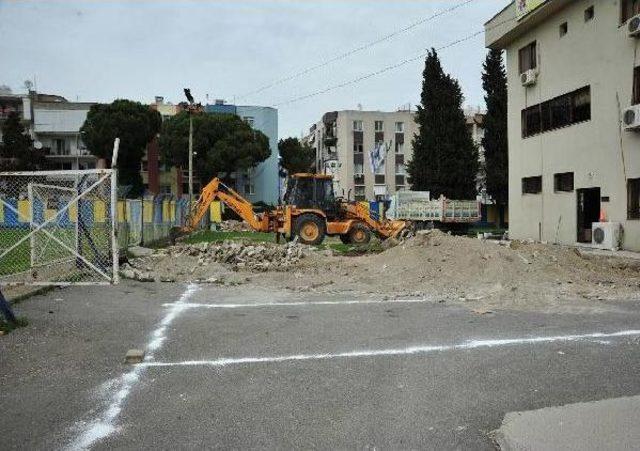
[
  {"x1": 496, "y1": 395, "x2": 640, "y2": 451},
  {"x1": 124, "y1": 349, "x2": 145, "y2": 364}
]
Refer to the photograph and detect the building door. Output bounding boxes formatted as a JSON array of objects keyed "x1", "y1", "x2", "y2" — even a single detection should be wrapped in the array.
[{"x1": 577, "y1": 187, "x2": 600, "y2": 243}]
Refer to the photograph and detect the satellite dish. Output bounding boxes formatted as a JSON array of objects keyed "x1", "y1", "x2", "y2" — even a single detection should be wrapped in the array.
[{"x1": 33, "y1": 141, "x2": 43, "y2": 150}]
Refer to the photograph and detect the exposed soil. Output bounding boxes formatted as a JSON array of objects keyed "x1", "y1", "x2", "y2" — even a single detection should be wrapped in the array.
[{"x1": 124, "y1": 230, "x2": 640, "y2": 313}]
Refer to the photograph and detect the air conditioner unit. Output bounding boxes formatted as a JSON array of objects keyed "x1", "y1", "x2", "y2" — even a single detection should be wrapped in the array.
[
  {"x1": 623, "y1": 105, "x2": 640, "y2": 130},
  {"x1": 520, "y1": 69, "x2": 537, "y2": 87},
  {"x1": 591, "y1": 222, "x2": 622, "y2": 251},
  {"x1": 629, "y1": 14, "x2": 640, "y2": 36}
]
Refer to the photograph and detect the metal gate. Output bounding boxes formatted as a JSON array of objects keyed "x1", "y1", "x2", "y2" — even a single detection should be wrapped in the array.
[{"x1": 0, "y1": 169, "x2": 119, "y2": 286}]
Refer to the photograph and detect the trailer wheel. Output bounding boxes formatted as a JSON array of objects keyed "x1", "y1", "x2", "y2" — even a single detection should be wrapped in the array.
[
  {"x1": 295, "y1": 214, "x2": 326, "y2": 245},
  {"x1": 349, "y1": 223, "x2": 371, "y2": 245}
]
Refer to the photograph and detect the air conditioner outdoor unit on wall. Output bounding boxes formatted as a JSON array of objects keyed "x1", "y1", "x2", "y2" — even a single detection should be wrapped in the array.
[
  {"x1": 629, "y1": 14, "x2": 640, "y2": 36},
  {"x1": 520, "y1": 69, "x2": 537, "y2": 87},
  {"x1": 591, "y1": 222, "x2": 622, "y2": 251},
  {"x1": 623, "y1": 105, "x2": 640, "y2": 130}
]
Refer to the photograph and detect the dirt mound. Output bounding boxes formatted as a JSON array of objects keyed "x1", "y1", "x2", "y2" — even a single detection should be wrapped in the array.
[{"x1": 256, "y1": 230, "x2": 640, "y2": 312}]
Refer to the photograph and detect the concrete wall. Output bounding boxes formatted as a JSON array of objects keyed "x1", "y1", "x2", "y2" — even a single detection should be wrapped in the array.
[{"x1": 488, "y1": 0, "x2": 640, "y2": 250}]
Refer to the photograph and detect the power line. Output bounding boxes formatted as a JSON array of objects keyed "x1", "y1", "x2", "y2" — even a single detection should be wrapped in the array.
[
  {"x1": 271, "y1": 16, "x2": 516, "y2": 108},
  {"x1": 233, "y1": 0, "x2": 476, "y2": 101}
]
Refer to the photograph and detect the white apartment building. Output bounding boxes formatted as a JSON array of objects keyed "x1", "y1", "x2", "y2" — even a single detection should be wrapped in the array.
[
  {"x1": 33, "y1": 100, "x2": 97, "y2": 170},
  {"x1": 305, "y1": 109, "x2": 418, "y2": 201},
  {"x1": 305, "y1": 108, "x2": 486, "y2": 202},
  {"x1": 486, "y1": 0, "x2": 640, "y2": 250}
]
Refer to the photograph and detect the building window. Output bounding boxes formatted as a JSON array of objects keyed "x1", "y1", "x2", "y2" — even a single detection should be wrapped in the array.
[
  {"x1": 353, "y1": 120, "x2": 363, "y2": 131},
  {"x1": 54, "y1": 138, "x2": 69, "y2": 156},
  {"x1": 629, "y1": 178, "x2": 640, "y2": 219},
  {"x1": 395, "y1": 154, "x2": 406, "y2": 175},
  {"x1": 395, "y1": 122, "x2": 404, "y2": 133},
  {"x1": 518, "y1": 41, "x2": 537, "y2": 73},
  {"x1": 354, "y1": 162, "x2": 364, "y2": 175},
  {"x1": 633, "y1": 66, "x2": 640, "y2": 105},
  {"x1": 353, "y1": 142, "x2": 363, "y2": 153},
  {"x1": 354, "y1": 174, "x2": 365, "y2": 185},
  {"x1": 243, "y1": 116, "x2": 255, "y2": 127},
  {"x1": 375, "y1": 175, "x2": 385, "y2": 184},
  {"x1": 554, "y1": 172, "x2": 574, "y2": 192},
  {"x1": 141, "y1": 160, "x2": 149, "y2": 172},
  {"x1": 395, "y1": 175, "x2": 405, "y2": 186},
  {"x1": 396, "y1": 141, "x2": 404, "y2": 153},
  {"x1": 522, "y1": 86, "x2": 591, "y2": 138},
  {"x1": 160, "y1": 185, "x2": 172, "y2": 194},
  {"x1": 375, "y1": 121, "x2": 384, "y2": 132},
  {"x1": 354, "y1": 186, "x2": 365, "y2": 201},
  {"x1": 244, "y1": 183, "x2": 255, "y2": 195},
  {"x1": 622, "y1": 0, "x2": 640, "y2": 24},
  {"x1": 522, "y1": 176, "x2": 542, "y2": 194},
  {"x1": 559, "y1": 22, "x2": 568, "y2": 37},
  {"x1": 584, "y1": 5, "x2": 594, "y2": 21}
]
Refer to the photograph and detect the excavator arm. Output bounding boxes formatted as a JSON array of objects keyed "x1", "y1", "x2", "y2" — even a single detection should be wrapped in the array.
[{"x1": 182, "y1": 178, "x2": 266, "y2": 233}]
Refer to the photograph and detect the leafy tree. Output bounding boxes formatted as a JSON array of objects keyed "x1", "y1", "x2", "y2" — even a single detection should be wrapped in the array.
[
  {"x1": 278, "y1": 137, "x2": 315, "y2": 176},
  {"x1": 81, "y1": 99, "x2": 161, "y2": 197},
  {"x1": 408, "y1": 49, "x2": 478, "y2": 199},
  {"x1": 482, "y1": 49, "x2": 509, "y2": 227},
  {"x1": 159, "y1": 112, "x2": 270, "y2": 185},
  {"x1": 0, "y1": 112, "x2": 48, "y2": 171}
]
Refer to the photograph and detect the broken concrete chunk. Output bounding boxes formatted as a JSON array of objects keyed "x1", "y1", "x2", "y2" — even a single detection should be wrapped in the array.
[
  {"x1": 128, "y1": 246, "x2": 154, "y2": 258},
  {"x1": 125, "y1": 349, "x2": 145, "y2": 364}
]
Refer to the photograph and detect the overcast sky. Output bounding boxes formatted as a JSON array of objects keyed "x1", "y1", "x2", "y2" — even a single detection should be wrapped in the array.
[{"x1": 0, "y1": 0, "x2": 508, "y2": 138}]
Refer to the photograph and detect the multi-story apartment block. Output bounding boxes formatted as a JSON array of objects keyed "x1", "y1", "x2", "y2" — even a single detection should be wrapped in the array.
[
  {"x1": 485, "y1": 0, "x2": 640, "y2": 250},
  {"x1": 205, "y1": 100, "x2": 280, "y2": 205},
  {"x1": 305, "y1": 109, "x2": 418, "y2": 201},
  {"x1": 32, "y1": 99, "x2": 96, "y2": 170},
  {"x1": 1, "y1": 91, "x2": 97, "y2": 170},
  {"x1": 305, "y1": 108, "x2": 486, "y2": 202}
]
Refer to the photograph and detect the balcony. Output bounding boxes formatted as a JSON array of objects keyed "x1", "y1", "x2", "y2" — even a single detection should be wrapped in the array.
[{"x1": 323, "y1": 136, "x2": 337, "y2": 148}]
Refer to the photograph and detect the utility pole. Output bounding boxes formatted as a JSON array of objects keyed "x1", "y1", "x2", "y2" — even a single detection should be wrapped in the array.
[
  {"x1": 184, "y1": 88, "x2": 195, "y2": 207},
  {"x1": 188, "y1": 113, "x2": 193, "y2": 206}
]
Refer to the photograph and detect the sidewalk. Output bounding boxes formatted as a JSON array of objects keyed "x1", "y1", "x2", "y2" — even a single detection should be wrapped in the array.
[{"x1": 495, "y1": 395, "x2": 640, "y2": 451}]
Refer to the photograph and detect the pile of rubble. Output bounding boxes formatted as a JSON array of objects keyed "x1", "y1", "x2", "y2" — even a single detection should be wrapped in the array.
[
  {"x1": 121, "y1": 239, "x2": 311, "y2": 283},
  {"x1": 218, "y1": 220, "x2": 254, "y2": 232},
  {"x1": 172, "y1": 240, "x2": 309, "y2": 271}
]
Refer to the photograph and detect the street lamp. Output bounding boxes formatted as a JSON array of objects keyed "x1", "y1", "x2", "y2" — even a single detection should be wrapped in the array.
[{"x1": 184, "y1": 88, "x2": 195, "y2": 207}]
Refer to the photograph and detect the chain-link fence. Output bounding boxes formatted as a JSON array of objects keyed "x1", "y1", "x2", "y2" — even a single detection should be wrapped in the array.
[{"x1": 0, "y1": 169, "x2": 118, "y2": 286}]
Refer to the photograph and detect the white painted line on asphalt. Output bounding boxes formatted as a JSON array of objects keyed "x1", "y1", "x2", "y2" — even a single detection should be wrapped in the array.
[
  {"x1": 140, "y1": 329, "x2": 640, "y2": 369},
  {"x1": 67, "y1": 283, "x2": 200, "y2": 451},
  {"x1": 164, "y1": 298, "x2": 430, "y2": 309}
]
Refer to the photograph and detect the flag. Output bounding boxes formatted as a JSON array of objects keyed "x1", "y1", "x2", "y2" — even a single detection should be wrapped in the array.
[{"x1": 369, "y1": 141, "x2": 389, "y2": 174}]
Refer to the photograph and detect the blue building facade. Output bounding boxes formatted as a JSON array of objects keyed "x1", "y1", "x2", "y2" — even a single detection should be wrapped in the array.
[{"x1": 205, "y1": 102, "x2": 279, "y2": 205}]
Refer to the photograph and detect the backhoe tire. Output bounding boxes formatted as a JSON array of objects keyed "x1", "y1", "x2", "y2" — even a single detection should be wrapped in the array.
[
  {"x1": 339, "y1": 234, "x2": 352, "y2": 244},
  {"x1": 348, "y1": 223, "x2": 372, "y2": 245},
  {"x1": 295, "y1": 214, "x2": 326, "y2": 246}
]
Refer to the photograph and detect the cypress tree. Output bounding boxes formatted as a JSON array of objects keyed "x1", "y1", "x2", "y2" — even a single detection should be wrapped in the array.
[
  {"x1": 408, "y1": 49, "x2": 478, "y2": 199},
  {"x1": 481, "y1": 49, "x2": 508, "y2": 227}
]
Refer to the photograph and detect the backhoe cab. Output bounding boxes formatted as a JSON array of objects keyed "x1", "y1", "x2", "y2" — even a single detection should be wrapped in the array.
[{"x1": 280, "y1": 173, "x2": 407, "y2": 246}]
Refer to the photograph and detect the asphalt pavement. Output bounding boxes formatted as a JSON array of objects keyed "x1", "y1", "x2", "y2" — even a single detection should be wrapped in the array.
[{"x1": 2, "y1": 281, "x2": 640, "y2": 450}]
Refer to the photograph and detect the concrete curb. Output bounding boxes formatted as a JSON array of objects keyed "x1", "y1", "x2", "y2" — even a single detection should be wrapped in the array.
[{"x1": 495, "y1": 395, "x2": 640, "y2": 451}]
